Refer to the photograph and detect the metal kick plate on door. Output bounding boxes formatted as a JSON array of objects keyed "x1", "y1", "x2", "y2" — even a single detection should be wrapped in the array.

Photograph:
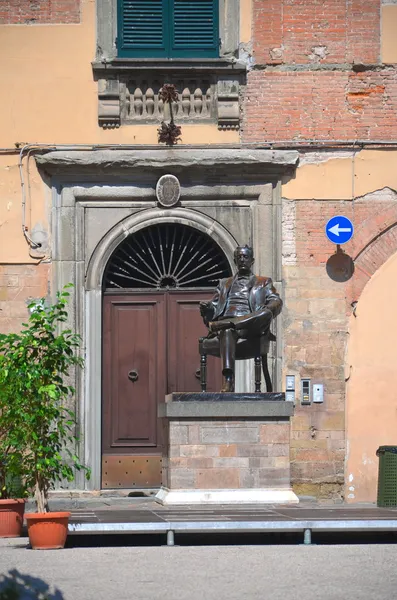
[{"x1": 102, "y1": 455, "x2": 162, "y2": 488}]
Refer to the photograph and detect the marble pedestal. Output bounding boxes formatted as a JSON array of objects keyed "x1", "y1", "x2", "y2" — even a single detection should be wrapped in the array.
[{"x1": 155, "y1": 393, "x2": 298, "y2": 505}]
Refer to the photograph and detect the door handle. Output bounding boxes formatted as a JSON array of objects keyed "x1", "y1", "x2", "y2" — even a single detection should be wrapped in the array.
[
  {"x1": 128, "y1": 369, "x2": 139, "y2": 382},
  {"x1": 195, "y1": 368, "x2": 201, "y2": 380}
]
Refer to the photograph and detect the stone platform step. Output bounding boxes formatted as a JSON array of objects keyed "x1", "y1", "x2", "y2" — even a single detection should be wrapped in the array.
[{"x1": 65, "y1": 502, "x2": 397, "y2": 545}]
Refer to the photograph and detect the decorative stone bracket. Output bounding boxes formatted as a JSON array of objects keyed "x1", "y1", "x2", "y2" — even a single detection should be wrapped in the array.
[
  {"x1": 93, "y1": 60, "x2": 246, "y2": 130},
  {"x1": 98, "y1": 79, "x2": 121, "y2": 129}
]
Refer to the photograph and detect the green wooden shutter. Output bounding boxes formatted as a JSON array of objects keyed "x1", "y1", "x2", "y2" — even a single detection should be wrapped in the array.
[
  {"x1": 171, "y1": 0, "x2": 219, "y2": 57},
  {"x1": 118, "y1": 0, "x2": 168, "y2": 57},
  {"x1": 118, "y1": 0, "x2": 219, "y2": 58}
]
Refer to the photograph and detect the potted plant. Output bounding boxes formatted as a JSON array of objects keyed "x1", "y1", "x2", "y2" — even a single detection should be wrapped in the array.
[
  {"x1": 0, "y1": 285, "x2": 90, "y2": 549},
  {"x1": 0, "y1": 409, "x2": 26, "y2": 537},
  {"x1": 0, "y1": 338, "x2": 30, "y2": 537}
]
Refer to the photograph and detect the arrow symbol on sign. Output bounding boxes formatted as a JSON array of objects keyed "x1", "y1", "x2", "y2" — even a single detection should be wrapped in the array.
[{"x1": 328, "y1": 223, "x2": 352, "y2": 236}]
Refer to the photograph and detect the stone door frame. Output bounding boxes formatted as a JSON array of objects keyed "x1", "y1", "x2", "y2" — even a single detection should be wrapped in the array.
[{"x1": 38, "y1": 148, "x2": 298, "y2": 490}]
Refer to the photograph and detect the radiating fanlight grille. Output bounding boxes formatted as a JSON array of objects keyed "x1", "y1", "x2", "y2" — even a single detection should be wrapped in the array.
[{"x1": 104, "y1": 223, "x2": 232, "y2": 289}]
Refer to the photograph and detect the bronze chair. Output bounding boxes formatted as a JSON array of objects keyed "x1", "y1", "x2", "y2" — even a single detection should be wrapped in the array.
[{"x1": 198, "y1": 330, "x2": 276, "y2": 393}]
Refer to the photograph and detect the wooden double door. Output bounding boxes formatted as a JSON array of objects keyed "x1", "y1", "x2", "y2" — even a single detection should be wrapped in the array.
[{"x1": 102, "y1": 290, "x2": 221, "y2": 489}]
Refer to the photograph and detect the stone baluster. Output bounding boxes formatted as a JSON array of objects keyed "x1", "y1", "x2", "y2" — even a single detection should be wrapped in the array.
[
  {"x1": 146, "y1": 88, "x2": 155, "y2": 116},
  {"x1": 194, "y1": 88, "x2": 203, "y2": 115},
  {"x1": 133, "y1": 87, "x2": 143, "y2": 116},
  {"x1": 182, "y1": 87, "x2": 191, "y2": 116}
]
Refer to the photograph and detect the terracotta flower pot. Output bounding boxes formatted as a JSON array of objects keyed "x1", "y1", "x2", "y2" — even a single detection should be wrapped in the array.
[
  {"x1": 0, "y1": 499, "x2": 25, "y2": 537},
  {"x1": 25, "y1": 511, "x2": 71, "y2": 550}
]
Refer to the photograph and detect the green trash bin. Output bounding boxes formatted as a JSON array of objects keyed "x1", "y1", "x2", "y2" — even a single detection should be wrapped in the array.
[{"x1": 376, "y1": 446, "x2": 397, "y2": 507}]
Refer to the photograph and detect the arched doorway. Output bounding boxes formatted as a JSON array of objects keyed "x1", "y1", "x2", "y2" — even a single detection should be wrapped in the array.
[
  {"x1": 101, "y1": 223, "x2": 232, "y2": 489},
  {"x1": 346, "y1": 250, "x2": 397, "y2": 502}
]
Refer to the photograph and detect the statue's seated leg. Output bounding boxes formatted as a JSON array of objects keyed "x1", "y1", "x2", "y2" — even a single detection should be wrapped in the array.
[{"x1": 220, "y1": 328, "x2": 237, "y2": 393}]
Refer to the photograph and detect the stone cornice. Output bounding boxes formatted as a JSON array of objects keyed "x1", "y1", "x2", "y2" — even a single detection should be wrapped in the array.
[{"x1": 35, "y1": 149, "x2": 299, "y2": 179}]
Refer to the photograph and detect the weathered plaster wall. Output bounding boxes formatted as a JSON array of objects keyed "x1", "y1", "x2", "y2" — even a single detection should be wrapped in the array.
[
  {"x1": 0, "y1": 156, "x2": 49, "y2": 263},
  {"x1": 346, "y1": 250, "x2": 397, "y2": 503},
  {"x1": 282, "y1": 151, "x2": 397, "y2": 500},
  {"x1": 0, "y1": 263, "x2": 50, "y2": 334},
  {"x1": 283, "y1": 151, "x2": 397, "y2": 201}
]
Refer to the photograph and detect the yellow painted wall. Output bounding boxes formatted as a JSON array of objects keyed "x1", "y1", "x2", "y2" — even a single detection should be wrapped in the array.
[
  {"x1": 0, "y1": 0, "x2": 238, "y2": 146},
  {"x1": 346, "y1": 250, "x2": 397, "y2": 502},
  {"x1": 0, "y1": 156, "x2": 48, "y2": 262},
  {"x1": 282, "y1": 150, "x2": 397, "y2": 201},
  {"x1": 381, "y1": 5, "x2": 397, "y2": 64},
  {"x1": 0, "y1": 0, "x2": 238, "y2": 263},
  {"x1": 240, "y1": 0, "x2": 252, "y2": 43}
]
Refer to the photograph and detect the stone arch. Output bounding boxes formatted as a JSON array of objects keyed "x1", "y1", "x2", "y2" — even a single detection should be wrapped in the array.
[
  {"x1": 346, "y1": 249, "x2": 397, "y2": 502},
  {"x1": 86, "y1": 207, "x2": 238, "y2": 291}
]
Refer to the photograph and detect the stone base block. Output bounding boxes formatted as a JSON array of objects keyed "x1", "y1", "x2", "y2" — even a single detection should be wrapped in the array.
[
  {"x1": 158, "y1": 393, "x2": 297, "y2": 506},
  {"x1": 156, "y1": 487, "x2": 299, "y2": 505}
]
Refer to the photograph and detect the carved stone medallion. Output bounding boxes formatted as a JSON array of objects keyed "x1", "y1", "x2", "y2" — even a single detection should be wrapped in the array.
[{"x1": 156, "y1": 174, "x2": 181, "y2": 208}]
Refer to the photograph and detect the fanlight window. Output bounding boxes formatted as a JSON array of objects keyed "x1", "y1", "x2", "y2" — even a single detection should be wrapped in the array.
[{"x1": 104, "y1": 223, "x2": 232, "y2": 289}]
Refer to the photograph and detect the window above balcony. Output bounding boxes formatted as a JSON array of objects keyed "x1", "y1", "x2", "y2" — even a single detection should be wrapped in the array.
[{"x1": 93, "y1": 0, "x2": 246, "y2": 130}]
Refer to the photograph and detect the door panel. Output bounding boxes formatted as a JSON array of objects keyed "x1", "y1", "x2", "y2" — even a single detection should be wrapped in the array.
[
  {"x1": 167, "y1": 292, "x2": 222, "y2": 393},
  {"x1": 102, "y1": 290, "x2": 221, "y2": 489},
  {"x1": 102, "y1": 294, "x2": 166, "y2": 456}
]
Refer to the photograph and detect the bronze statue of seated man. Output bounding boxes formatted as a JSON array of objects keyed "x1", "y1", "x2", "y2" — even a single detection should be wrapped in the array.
[{"x1": 199, "y1": 245, "x2": 282, "y2": 392}]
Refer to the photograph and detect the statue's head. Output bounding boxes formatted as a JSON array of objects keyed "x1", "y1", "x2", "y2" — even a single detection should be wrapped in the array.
[{"x1": 234, "y1": 245, "x2": 254, "y2": 273}]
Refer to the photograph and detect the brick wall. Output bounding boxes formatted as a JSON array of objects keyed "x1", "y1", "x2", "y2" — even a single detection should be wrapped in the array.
[
  {"x1": 253, "y1": 0, "x2": 380, "y2": 65},
  {"x1": 245, "y1": 1, "x2": 393, "y2": 143},
  {"x1": 242, "y1": 70, "x2": 397, "y2": 142},
  {"x1": 0, "y1": 0, "x2": 80, "y2": 24}
]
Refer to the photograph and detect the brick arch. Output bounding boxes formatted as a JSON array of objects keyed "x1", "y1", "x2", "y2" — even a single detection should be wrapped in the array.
[{"x1": 351, "y1": 206, "x2": 397, "y2": 301}]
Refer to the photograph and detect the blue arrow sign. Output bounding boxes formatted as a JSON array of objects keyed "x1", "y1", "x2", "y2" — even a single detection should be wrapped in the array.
[{"x1": 325, "y1": 215, "x2": 354, "y2": 244}]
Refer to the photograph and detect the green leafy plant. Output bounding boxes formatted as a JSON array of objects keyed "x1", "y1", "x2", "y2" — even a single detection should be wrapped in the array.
[
  {"x1": 0, "y1": 352, "x2": 28, "y2": 501},
  {"x1": 0, "y1": 285, "x2": 90, "y2": 513}
]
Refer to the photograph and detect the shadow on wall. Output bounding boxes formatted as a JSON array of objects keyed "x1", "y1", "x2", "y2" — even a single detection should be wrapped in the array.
[
  {"x1": 326, "y1": 247, "x2": 355, "y2": 283},
  {"x1": 0, "y1": 569, "x2": 64, "y2": 600}
]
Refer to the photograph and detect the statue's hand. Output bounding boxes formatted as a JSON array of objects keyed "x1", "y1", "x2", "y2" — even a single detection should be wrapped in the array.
[
  {"x1": 199, "y1": 301, "x2": 211, "y2": 317},
  {"x1": 209, "y1": 320, "x2": 235, "y2": 333}
]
